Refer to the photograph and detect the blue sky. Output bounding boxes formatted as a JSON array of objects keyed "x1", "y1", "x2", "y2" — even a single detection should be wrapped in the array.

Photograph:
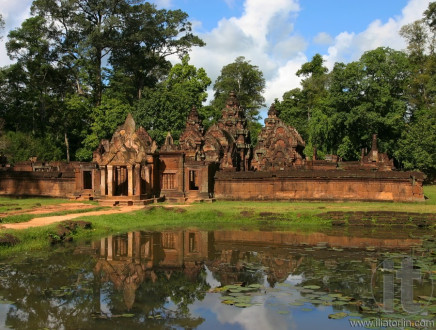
[{"x1": 0, "y1": 0, "x2": 430, "y2": 117}]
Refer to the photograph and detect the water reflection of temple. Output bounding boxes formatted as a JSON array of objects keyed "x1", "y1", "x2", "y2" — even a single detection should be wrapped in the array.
[
  {"x1": 92, "y1": 230, "x2": 212, "y2": 309},
  {"x1": 89, "y1": 230, "x2": 421, "y2": 310}
]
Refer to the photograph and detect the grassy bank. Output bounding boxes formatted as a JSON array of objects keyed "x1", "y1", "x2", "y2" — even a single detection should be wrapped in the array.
[{"x1": 0, "y1": 185, "x2": 434, "y2": 257}]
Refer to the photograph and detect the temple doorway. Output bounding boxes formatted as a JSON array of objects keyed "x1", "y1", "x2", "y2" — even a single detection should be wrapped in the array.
[{"x1": 114, "y1": 166, "x2": 128, "y2": 196}]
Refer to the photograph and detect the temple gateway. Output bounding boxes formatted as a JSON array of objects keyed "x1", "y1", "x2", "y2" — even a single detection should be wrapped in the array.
[{"x1": 0, "y1": 93, "x2": 425, "y2": 203}]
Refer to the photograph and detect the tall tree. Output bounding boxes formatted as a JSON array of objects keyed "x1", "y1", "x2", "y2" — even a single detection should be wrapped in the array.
[
  {"x1": 109, "y1": 2, "x2": 205, "y2": 103},
  {"x1": 133, "y1": 55, "x2": 211, "y2": 144},
  {"x1": 211, "y1": 56, "x2": 265, "y2": 122},
  {"x1": 5, "y1": 16, "x2": 81, "y2": 161},
  {"x1": 31, "y1": 0, "x2": 204, "y2": 107}
]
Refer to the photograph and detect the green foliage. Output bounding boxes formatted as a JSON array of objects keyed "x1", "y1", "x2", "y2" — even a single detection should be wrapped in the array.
[
  {"x1": 109, "y1": 3, "x2": 205, "y2": 103},
  {"x1": 212, "y1": 56, "x2": 265, "y2": 122},
  {"x1": 0, "y1": 131, "x2": 63, "y2": 163},
  {"x1": 133, "y1": 55, "x2": 211, "y2": 145},
  {"x1": 0, "y1": 0, "x2": 204, "y2": 161},
  {"x1": 76, "y1": 97, "x2": 132, "y2": 161},
  {"x1": 277, "y1": 48, "x2": 411, "y2": 161},
  {"x1": 395, "y1": 108, "x2": 436, "y2": 179}
]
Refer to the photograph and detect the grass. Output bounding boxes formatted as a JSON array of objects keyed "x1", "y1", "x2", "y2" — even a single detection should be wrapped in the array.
[
  {"x1": 0, "y1": 185, "x2": 434, "y2": 257},
  {"x1": 0, "y1": 206, "x2": 109, "y2": 223}
]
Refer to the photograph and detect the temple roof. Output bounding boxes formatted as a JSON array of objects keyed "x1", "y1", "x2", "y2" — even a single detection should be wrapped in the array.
[{"x1": 93, "y1": 114, "x2": 157, "y2": 166}]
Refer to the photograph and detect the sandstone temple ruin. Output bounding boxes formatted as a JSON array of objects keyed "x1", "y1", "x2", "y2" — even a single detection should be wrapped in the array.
[{"x1": 0, "y1": 92, "x2": 425, "y2": 202}]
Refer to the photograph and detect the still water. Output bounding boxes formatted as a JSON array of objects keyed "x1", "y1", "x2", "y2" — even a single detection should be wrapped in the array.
[{"x1": 0, "y1": 228, "x2": 434, "y2": 329}]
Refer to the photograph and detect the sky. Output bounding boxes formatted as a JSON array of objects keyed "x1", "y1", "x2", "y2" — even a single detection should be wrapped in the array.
[{"x1": 0, "y1": 0, "x2": 431, "y2": 118}]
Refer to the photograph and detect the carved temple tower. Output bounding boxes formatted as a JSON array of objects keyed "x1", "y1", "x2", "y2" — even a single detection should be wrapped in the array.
[
  {"x1": 203, "y1": 92, "x2": 252, "y2": 171},
  {"x1": 252, "y1": 104, "x2": 305, "y2": 171},
  {"x1": 93, "y1": 114, "x2": 158, "y2": 200}
]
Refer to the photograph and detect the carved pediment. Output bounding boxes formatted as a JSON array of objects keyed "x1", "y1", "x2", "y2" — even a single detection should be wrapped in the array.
[
  {"x1": 93, "y1": 114, "x2": 156, "y2": 166},
  {"x1": 253, "y1": 104, "x2": 306, "y2": 171}
]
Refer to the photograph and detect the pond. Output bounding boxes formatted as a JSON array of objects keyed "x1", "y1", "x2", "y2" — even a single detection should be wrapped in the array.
[{"x1": 0, "y1": 227, "x2": 435, "y2": 329}]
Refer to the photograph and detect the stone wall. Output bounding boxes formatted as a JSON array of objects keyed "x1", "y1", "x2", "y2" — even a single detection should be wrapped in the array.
[
  {"x1": 214, "y1": 170, "x2": 425, "y2": 202},
  {"x1": 0, "y1": 171, "x2": 76, "y2": 198}
]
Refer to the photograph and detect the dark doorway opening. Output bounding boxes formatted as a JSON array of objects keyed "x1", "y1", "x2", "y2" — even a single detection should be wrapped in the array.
[
  {"x1": 189, "y1": 170, "x2": 199, "y2": 190},
  {"x1": 114, "y1": 166, "x2": 128, "y2": 196},
  {"x1": 83, "y1": 171, "x2": 92, "y2": 189}
]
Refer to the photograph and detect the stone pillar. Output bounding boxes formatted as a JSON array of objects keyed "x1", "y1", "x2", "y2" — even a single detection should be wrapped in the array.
[
  {"x1": 100, "y1": 166, "x2": 106, "y2": 196},
  {"x1": 100, "y1": 238, "x2": 106, "y2": 257},
  {"x1": 135, "y1": 165, "x2": 141, "y2": 196},
  {"x1": 107, "y1": 165, "x2": 113, "y2": 197},
  {"x1": 127, "y1": 165, "x2": 133, "y2": 196},
  {"x1": 107, "y1": 236, "x2": 113, "y2": 261},
  {"x1": 135, "y1": 232, "x2": 141, "y2": 263},
  {"x1": 144, "y1": 166, "x2": 150, "y2": 195},
  {"x1": 128, "y1": 232, "x2": 133, "y2": 259}
]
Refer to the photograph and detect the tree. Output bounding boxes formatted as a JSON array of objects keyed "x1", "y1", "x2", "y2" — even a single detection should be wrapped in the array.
[
  {"x1": 5, "y1": 16, "x2": 81, "y2": 161},
  {"x1": 277, "y1": 54, "x2": 331, "y2": 158},
  {"x1": 274, "y1": 88, "x2": 308, "y2": 139},
  {"x1": 31, "y1": 0, "x2": 204, "y2": 107},
  {"x1": 109, "y1": 2, "x2": 205, "y2": 103},
  {"x1": 296, "y1": 54, "x2": 329, "y2": 121},
  {"x1": 133, "y1": 55, "x2": 211, "y2": 144},
  {"x1": 76, "y1": 97, "x2": 132, "y2": 160},
  {"x1": 395, "y1": 108, "x2": 436, "y2": 180},
  {"x1": 211, "y1": 56, "x2": 265, "y2": 122}
]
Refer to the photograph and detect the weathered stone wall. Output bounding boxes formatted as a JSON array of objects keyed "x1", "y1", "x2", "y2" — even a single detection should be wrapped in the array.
[
  {"x1": 214, "y1": 170, "x2": 424, "y2": 202},
  {"x1": 0, "y1": 171, "x2": 76, "y2": 198}
]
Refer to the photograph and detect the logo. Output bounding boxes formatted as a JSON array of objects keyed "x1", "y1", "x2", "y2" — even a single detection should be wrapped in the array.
[{"x1": 371, "y1": 255, "x2": 434, "y2": 314}]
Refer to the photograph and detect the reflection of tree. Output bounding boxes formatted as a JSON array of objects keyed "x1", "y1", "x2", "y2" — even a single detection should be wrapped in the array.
[
  {"x1": 135, "y1": 268, "x2": 209, "y2": 317},
  {"x1": 207, "y1": 250, "x2": 266, "y2": 285},
  {"x1": 0, "y1": 250, "x2": 209, "y2": 329},
  {"x1": 295, "y1": 251, "x2": 375, "y2": 298},
  {"x1": 0, "y1": 253, "x2": 97, "y2": 330}
]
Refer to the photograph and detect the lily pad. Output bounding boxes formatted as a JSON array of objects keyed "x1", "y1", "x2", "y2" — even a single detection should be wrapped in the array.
[
  {"x1": 303, "y1": 285, "x2": 321, "y2": 290},
  {"x1": 222, "y1": 300, "x2": 235, "y2": 305},
  {"x1": 235, "y1": 302, "x2": 253, "y2": 308},
  {"x1": 328, "y1": 312, "x2": 348, "y2": 319}
]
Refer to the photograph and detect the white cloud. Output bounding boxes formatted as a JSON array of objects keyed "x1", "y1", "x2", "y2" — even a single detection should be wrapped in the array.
[
  {"x1": 324, "y1": 0, "x2": 429, "y2": 70},
  {"x1": 264, "y1": 53, "x2": 307, "y2": 103},
  {"x1": 273, "y1": 36, "x2": 308, "y2": 60},
  {"x1": 188, "y1": 0, "x2": 302, "y2": 110},
  {"x1": 313, "y1": 32, "x2": 333, "y2": 45}
]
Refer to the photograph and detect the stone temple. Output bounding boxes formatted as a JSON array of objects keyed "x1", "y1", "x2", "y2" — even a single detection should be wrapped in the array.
[{"x1": 0, "y1": 92, "x2": 425, "y2": 202}]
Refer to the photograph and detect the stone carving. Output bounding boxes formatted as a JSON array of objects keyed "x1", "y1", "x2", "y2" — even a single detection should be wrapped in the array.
[
  {"x1": 253, "y1": 104, "x2": 305, "y2": 171},
  {"x1": 203, "y1": 92, "x2": 252, "y2": 171},
  {"x1": 93, "y1": 113, "x2": 156, "y2": 166},
  {"x1": 160, "y1": 132, "x2": 179, "y2": 152},
  {"x1": 179, "y1": 106, "x2": 205, "y2": 161},
  {"x1": 360, "y1": 134, "x2": 394, "y2": 170}
]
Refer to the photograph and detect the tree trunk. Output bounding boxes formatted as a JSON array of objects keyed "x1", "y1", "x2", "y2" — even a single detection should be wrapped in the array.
[{"x1": 65, "y1": 132, "x2": 70, "y2": 163}]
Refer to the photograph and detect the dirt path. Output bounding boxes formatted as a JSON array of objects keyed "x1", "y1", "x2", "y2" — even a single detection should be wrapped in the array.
[
  {"x1": 1, "y1": 205, "x2": 144, "y2": 230},
  {"x1": 0, "y1": 203, "x2": 98, "y2": 217}
]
